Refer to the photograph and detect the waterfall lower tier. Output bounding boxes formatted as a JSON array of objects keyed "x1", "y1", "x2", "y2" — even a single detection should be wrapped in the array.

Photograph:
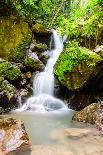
[
  {"x1": 13, "y1": 29, "x2": 68, "y2": 113},
  {"x1": 14, "y1": 94, "x2": 68, "y2": 113}
]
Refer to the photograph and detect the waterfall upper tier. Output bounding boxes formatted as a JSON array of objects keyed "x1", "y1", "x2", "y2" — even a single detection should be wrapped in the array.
[
  {"x1": 13, "y1": 29, "x2": 67, "y2": 113},
  {"x1": 33, "y1": 29, "x2": 63, "y2": 96}
]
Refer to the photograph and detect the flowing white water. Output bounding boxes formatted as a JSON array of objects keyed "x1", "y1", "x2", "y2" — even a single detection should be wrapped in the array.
[
  {"x1": 33, "y1": 29, "x2": 63, "y2": 96},
  {"x1": 14, "y1": 29, "x2": 67, "y2": 113}
]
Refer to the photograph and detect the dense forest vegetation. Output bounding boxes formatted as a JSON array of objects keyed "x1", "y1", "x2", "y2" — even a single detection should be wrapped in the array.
[{"x1": 0, "y1": 0, "x2": 103, "y2": 48}]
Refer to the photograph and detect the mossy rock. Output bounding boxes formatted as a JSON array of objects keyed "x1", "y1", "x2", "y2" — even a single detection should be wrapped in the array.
[
  {"x1": 0, "y1": 80, "x2": 18, "y2": 110},
  {"x1": 54, "y1": 42, "x2": 103, "y2": 91},
  {"x1": 30, "y1": 41, "x2": 48, "y2": 53},
  {"x1": 34, "y1": 43, "x2": 48, "y2": 52},
  {"x1": 23, "y1": 56, "x2": 44, "y2": 71},
  {"x1": 0, "y1": 58, "x2": 21, "y2": 81},
  {"x1": 0, "y1": 18, "x2": 32, "y2": 62},
  {"x1": 32, "y1": 23, "x2": 48, "y2": 34}
]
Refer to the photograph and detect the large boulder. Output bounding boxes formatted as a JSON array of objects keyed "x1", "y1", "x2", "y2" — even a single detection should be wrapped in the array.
[
  {"x1": 73, "y1": 103, "x2": 98, "y2": 124},
  {"x1": 0, "y1": 18, "x2": 31, "y2": 62},
  {"x1": 0, "y1": 58, "x2": 21, "y2": 81},
  {"x1": 54, "y1": 42, "x2": 103, "y2": 91},
  {"x1": 0, "y1": 117, "x2": 30, "y2": 154},
  {"x1": 73, "y1": 102, "x2": 103, "y2": 134}
]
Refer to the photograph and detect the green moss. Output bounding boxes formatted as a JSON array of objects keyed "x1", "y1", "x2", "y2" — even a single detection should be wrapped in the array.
[
  {"x1": 0, "y1": 59, "x2": 21, "y2": 81},
  {"x1": 0, "y1": 19, "x2": 32, "y2": 61},
  {"x1": 24, "y1": 57, "x2": 34, "y2": 67},
  {"x1": 35, "y1": 43, "x2": 48, "y2": 51},
  {"x1": 0, "y1": 77, "x2": 4, "y2": 91},
  {"x1": 23, "y1": 57, "x2": 43, "y2": 71},
  {"x1": 54, "y1": 42, "x2": 102, "y2": 81},
  {"x1": 9, "y1": 34, "x2": 31, "y2": 62},
  {"x1": 32, "y1": 23, "x2": 47, "y2": 33}
]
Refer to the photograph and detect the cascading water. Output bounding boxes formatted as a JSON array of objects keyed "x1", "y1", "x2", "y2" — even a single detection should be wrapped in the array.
[
  {"x1": 33, "y1": 29, "x2": 63, "y2": 96},
  {"x1": 14, "y1": 29, "x2": 68, "y2": 112}
]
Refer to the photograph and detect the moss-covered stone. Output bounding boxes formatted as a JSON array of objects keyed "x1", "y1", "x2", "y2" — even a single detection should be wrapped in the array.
[
  {"x1": 34, "y1": 43, "x2": 48, "y2": 52},
  {"x1": 54, "y1": 42, "x2": 103, "y2": 91},
  {"x1": 0, "y1": 58, "x2": 21, "y2": 81},
  {"x1": 23, "y1": 56, "x2": 44, "y2": 71},
  {"x1": 30, "y1": 41, "x2": 48, "y2": 53},
  {"x1": 0, "y1": 19, "x2": 32, "y2": 62},
  {"x1": 32, "y1": 23, "x2": 48, "y2": 34},
  {"x1": 0, "y1": 80, "x2": 18, "y2": 110}
]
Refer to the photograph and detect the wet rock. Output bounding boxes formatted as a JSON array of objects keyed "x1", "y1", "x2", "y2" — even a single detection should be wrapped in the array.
[
  {"x1": 16, "y1": 63, "x2": 27, "y2": 73},
  {"x1": 73, "y1": 103, "x2": 98, "y2": 124},
  {"x1": 30, "y1": 40, "x2": 48, "y2": 53},
  {"x1": 0, "y1": 107, "x2": 3, "y2": 114},
  {"x1": 23, "y1": 51, "x2": 44, "y2": 72},
  {"x1": 27, "y1": 49, "x2": 39, "y2": 59},
  {"x1": 95, "y1": 103, "x2": 103, "y2": 134},
  {"x1": 19, "y1": 78, "x2": 27, "y2": 88},
  {"x1": 17, "y1": 89, "x2": 31, "y2": 106},
  {"x1": 18, "y1": 74, "x2": 27, "y2": 88},
  {"x1": 25, "y1": 72, "x2": 32, "y2": 79},
  {"x1": 0, "y1": 117, "x2": 30, "y2": 154},
  {"x1": 30, "y1": 43, "x2": 35, "y2": 51},
  {"x1": 54, "y1": 77, "x2": 68, "y2": 100},
  {"x1": 94, "y1": 45, "x2": 103, "y2": 58},
  {"x1": 69, "y1": 93, "x2": 97, "y2": 111},
  {"x1": 72, "y1": 102, "x2": 103, "y2": 134},
  {"x1": 0, "y1": 80, "x2": 18, "y2": 111},
  {"x1": 39, "y1": 51, "x2": 50, "y2": 64}
]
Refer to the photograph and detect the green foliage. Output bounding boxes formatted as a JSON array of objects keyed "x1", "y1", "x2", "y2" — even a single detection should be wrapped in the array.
[
  {"x1": 0, "y1": 0, "x2": 16, "y2": 17},
  {"x1": 0, "y1": 59, "x2": 21, "y2": 81},
  {"x1": 0, "y1": 77, "x2": 4, "y2": 91},
  {"x1": 54, "y1": 41, "x2": 102, "y2": 81},
  {"x1": 24, "y1": 57, "x2": 34, "y2": 67},
  {"x1": 0, "y1": 0, "x2": 71, "y2": 27},
  {"x1": 57, "y1": 0, "x2": 103, "y2": 47}
]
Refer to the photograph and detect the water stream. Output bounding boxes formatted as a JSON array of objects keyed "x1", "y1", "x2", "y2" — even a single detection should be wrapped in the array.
[
  {"x1": 14, "y1": 29, "x2": 67, "y2": 113},
  {"x1": 9, "y1": 30, "x2": 103, "y2": 155}
]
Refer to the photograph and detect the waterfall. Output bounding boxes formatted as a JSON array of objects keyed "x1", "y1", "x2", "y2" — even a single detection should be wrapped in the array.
[
  {"x1": 14, "y1": 29, "x2": 67, "y2": 113},
  {"x1": 33, "y1": 29, "x2": 63, "y2": 96}
]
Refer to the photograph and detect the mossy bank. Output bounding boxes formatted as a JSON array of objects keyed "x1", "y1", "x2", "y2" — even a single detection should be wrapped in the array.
[{"x1": 54, "y1": 42, "x2": 103, "y2": 91}]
